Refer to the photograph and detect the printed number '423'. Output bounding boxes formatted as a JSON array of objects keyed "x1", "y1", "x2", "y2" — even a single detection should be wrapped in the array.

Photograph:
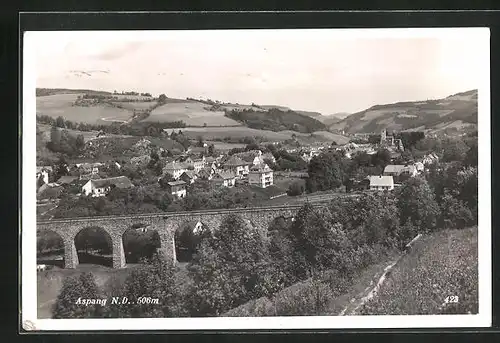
[{"x1": 445, "y1": 296, "x2": 459, "y2": 303}]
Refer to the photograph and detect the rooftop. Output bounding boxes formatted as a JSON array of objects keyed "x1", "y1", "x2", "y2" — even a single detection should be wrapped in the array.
[
  {"x1": 164, "y1": 162, "x2": 188, "y2": 170},
  {"x1": 36, "y1": 166, "x2": 53, "y2": 172},
  {"x1": 384, "y1": 164, "x2": 408, "y2": 173},
  {"x1": 224, "y1": 156, "x2": 248, "y2": 167},
  {"x1": 250, "y1": 163, "x2": 273, "y2": 173},
  {"x1": 369, "y1": 175, "x2": 394, "y2": 187},
  {"x1": 167, "y1": 180, "x2": 187, "y2": 186},
  {"x1": 90, "y1": 176, "x2": 133, "y2": 189},
  {"x1": 56, "y1": 175, "x2": 79, "y2": 184},
  {"x1": 181, "y1": 170, "x2": 196, "y2": 179},
  {"x1": 213, "y1": 171, "x2": 236, "y2": 180}
]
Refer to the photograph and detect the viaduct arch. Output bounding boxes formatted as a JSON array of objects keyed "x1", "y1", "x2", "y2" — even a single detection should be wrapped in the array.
[{"x1": 37, "y1": 205, "x2": 303, "y2": 269}]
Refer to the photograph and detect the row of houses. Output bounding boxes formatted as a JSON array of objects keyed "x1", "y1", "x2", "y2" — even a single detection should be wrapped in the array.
[
  {"x1": 43, "y1": 148, "x2": 276, "y2": 199},
  {"x1": 367, "y1": 160, "x2": 432, "y2": 191}
]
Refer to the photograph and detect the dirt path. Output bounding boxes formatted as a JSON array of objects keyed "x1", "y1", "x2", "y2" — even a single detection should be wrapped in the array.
[
  {"x1": 339, "y1": 234, "x2": 423, "y2": 316},
  {"x1": 339, "y1": 257, "x2": 402, "y2": 315}
]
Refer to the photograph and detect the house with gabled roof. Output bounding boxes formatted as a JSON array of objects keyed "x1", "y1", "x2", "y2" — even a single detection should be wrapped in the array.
[
  {"x1": 223, "y1": 156, "x2": 250, "y2": 178},
  {"x1": 167, "y1": 180, "x2": 187, "y2": 199},
  {"x1": 191, "y1": 156, "x2": 206, "y2": 173},
  {"x1": 249, "y1": 163, "x2": 274, "y2": 188},
  {"x1": 369, "y1": 175, "x2": 394, "y2": 191},
  {"x1": 383, "y1": 164, "x2": 417, "y2": 177},
  {"x1": 211, "y1": 171, "x2": 236, "y2": 188},
  {"x1": 163, "y1": 161, "x2": 189, "y2": 180},
  {"x1": 180, "y1": 170, "x2": 197, "y2": 184},
  {"x1": 36, "y1": 166, "x2": 53, "y2": 185}
]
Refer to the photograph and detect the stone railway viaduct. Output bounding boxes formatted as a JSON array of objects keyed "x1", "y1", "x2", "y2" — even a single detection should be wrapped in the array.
[{"x1": 37, "y1": 205, "x2": 307, "y2": 269}]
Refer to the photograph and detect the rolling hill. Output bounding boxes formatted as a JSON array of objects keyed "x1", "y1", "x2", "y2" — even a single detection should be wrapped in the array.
[
  {"x1": 330, "y1": 90, "x2": 478, "y2": 134},
  {"x1": 317, "y1": 113, "x2": 345, "y2": 126},
  {"x1": 35, "y1": 88, "x2": 349, "y2": 142},
  {"x1": 225, "y1": 107, "x2": 328, "y2": 133}
]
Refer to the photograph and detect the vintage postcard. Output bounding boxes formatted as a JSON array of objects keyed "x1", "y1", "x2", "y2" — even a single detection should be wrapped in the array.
[{"x1": 22, "y1": 28, "x2": 491, "y2": 330}]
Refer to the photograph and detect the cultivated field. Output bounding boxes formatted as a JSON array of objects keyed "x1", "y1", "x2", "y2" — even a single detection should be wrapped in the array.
[
  {"x1": 147, "y1": 101, "x2": 240, "y2": 126},
  {"x1": 164, "y1": 126, "x2": 349, "y2": 144},
  {"x1": 358, "y1": 226, "x2": 478, "y2": 315},
  {"x1": 37, "y1": 124, "x2": 133, "y2": 142},
  {"x1": 37, "y1": 94, "x2": 134, "y2": 125}
]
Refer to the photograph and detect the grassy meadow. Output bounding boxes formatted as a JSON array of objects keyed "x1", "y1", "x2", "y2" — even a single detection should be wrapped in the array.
[
  {"x1": 37, "y1": 94, "x2": 134, "y2": 125},
  {"x1": 358, "y1": 226, "x2": 478, "y2": 315}
]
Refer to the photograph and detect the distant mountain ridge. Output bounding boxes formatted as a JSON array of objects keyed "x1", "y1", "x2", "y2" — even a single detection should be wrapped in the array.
[{"x1": 329, "y1": 89, "x2": 478, "y2": 134}]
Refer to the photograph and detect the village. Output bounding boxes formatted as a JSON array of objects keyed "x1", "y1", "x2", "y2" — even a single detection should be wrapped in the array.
[{"x1": 36, "y1": 127, "x2": 441, "y2": 217}]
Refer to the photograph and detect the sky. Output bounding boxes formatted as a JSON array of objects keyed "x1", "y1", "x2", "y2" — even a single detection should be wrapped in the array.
[{"x1": 31, "y1": 29, "x2": 489, "y2": 115}]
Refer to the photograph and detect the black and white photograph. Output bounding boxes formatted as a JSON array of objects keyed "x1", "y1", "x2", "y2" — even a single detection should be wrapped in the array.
[{"x1": 22, "y1": 28, "x2": 491, "y2": 330}]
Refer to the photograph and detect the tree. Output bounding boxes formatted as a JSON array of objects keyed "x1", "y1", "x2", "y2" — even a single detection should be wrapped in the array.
[
  {"x1": 186, "y1": 214, "x2": 271, "y2": 316},
  {"x1": 208, "y1": 144, "x2": 215, "y2": 156},
  {"x1": 196, "y1": 136, "x2": 204, "y2": 148},
  {"x1": 288, "y1": 203, "x2": 352, "y2": 279},
  {"x1": 396, "y1": 177, "x2": 441, "y2": 233},
  {"x1": 371, "y1": 149, "x2": 391, "y2": 168},
  {"x1": 463, "y1": 141, "x2": 478, "y2": 167},
  {"x1": 440, "y1": 190, "x2": 473, "y2": 229},
  {"x1": 55, "y1": 116, "x2": 66, "y2": 128},
  {"x1": 75, "y1": 134, "x2": 85, "y2": 150},
  {"x1": 113, "y1": 253, "x2": 184, "y2": 318},
  {"x1": 245, "y1": 143, "x2": 260, "y2": 151},
  {"x1": 50, "y1": 126, "x2": 62, "y2": 149},
  {"x1": 442, "y1": 139, "x2": 469, "y2": 162},
  {"x1": 287, "y1": 180, "x2": 305, "y2": 196},
  {"x1": 54, "y1": 156, "x2": 69, "y2": 180},
  {"x1": 52, "y1": 272, "x2": 101, "y2": 318},
  {"x1": 306, "y1": 152, "x2": 345, "y2": 192}
]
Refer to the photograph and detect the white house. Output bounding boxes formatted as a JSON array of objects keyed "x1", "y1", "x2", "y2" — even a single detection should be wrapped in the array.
[
  {"x1": 248, "y1": 163, "x2": 274, "y2": 188},
  {"x1": 82, "y1": 176, "x2": 134, "y2": 197},
  {"x1": 422, "y1": 153, "x2": 439, "y2": 166},
  {"x1": 211, "y1": 171, "x2": 236, "y2": 188},
  {"x1": 369, "y1": 175, "x2": 394, "y2": 191},
  {"x1": 414, "y1": 162, "x2": 425, "y2": 173},
  {"x1": 192, "y1": 156, "x2": 206, "y2": 173},
  {"x1": 36, "y1": 166, "x2": 53, "y2": 185},
  {"x1": 167, "y1": 180, "x2": 187, "y2": 199},
  {"x1": 223, "y1": 156, "x2": 250, "y2": 178},
  {"x1": 163, "y1": 161, "x2": 189, "y2": 180}
]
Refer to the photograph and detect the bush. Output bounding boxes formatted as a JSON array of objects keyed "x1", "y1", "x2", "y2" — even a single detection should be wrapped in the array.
[
  {"x1": 52, "y1": 272, "x2": 102, "y2": 318},
  {"x1": 440, "y1": 191, "x2": 474, "y2": 230}
]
